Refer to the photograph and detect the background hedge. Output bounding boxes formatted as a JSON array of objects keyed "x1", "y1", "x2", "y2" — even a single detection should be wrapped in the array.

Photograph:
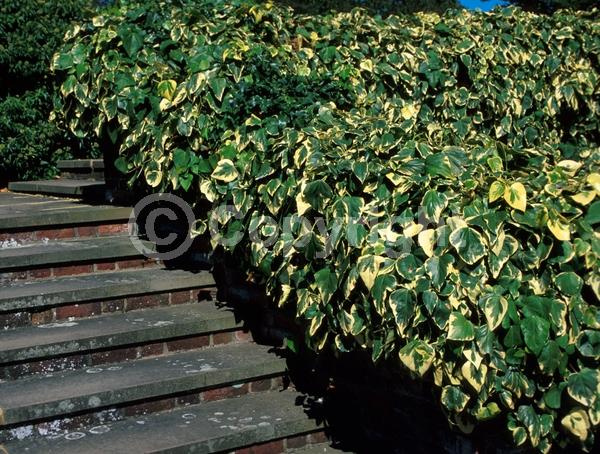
[
  {"x1": 52, "y1": 1, "x2": 599, "y2": 451},
  {"x1": 0, "y1": 0, "x2": 102, "y2": 186}
]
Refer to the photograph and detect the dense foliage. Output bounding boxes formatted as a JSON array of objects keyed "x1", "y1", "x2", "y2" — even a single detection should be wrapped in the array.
[
  {"x1": 52, "y1": 1, "x2": 599, "y2": 451},
  {"x1": 0, "y1": 0, "x2": 99, "y2": 185}
]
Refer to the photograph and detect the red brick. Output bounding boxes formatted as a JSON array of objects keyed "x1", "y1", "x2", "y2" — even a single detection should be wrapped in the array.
[
  {"x1": 249, "y1": 379, "x2": 272, "y2": 393},
  {"x1": 138, "y1": 343, "x2": 164, "y2": 357},
  {"x1": 117, "y1": 258, "x2": 154, "y2": 270},
  {"x1": 90, "y1": 347, "x2": 138, "y2": 365},
  {"x1": 76, "y1": 225, "x2": 98, "y2": 237},
  {"x1": 235, "y1": 330, "x2": 254, "y2": 343},
  {"x1": 202, "y1": 383, "x2": 249, "y2": 402},
  {"x1": 31, "y1": 309, "x2": 55, "y2": 325},
  {"x1": 176, "y1": 393, "x2": 202, "y2": 406},
  {"x1": 308, "y1": 431, "x2": 328, "y2": 444},
  {"x1": 125, "y1": 293, "x2": 168, "y2": 311},
  {"x1": 235, "y1": 439, "x2": 284, "y2": 454},
  {"x1": 56, "y1": 303, "x2": 101, "y2": 320},
  {"x1": 94, "y1": 262, "x2": 116, "y2": 271},
  {"x1": 36, "y1": 228, "x2": 76, "y2": 240},
  {"x1": 123, "y1": 397, "x2": 176, "y2": 416},
  {"x1": 28, "y1": 267, "x2": 52, "y2": 279},
  {"x1": 0, "y1": 231, "x2": 35, "y2": 242},
  {"x1": 166, "y1": 335, "x2": 210, "y2": 352},
  {"x1": 285, "y1": 434, "x2": 309, "y2": 450},
  {"x1": 53, "y1": 264, "x2": 93, "y2": 277},
  {"x1": 170, "y1": 290, "x2": 192, "y2": 305},
  {"x1": 101, "y1": 299, "x2": 124, "y2": 314},
  {"x1": 212, "y1": 331, "x2": 234, "y2": 345},
  {"x1": 97, "y1": 224, "x2": 129, "y2": 236}
]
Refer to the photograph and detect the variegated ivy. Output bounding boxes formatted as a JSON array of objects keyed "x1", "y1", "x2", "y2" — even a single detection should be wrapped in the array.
[{"x1": 52, "y1": 1, "x2": 599, "y2": 451}]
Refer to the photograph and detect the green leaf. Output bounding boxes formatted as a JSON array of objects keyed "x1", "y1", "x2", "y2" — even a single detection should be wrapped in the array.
[
  {"x1": 517, "y1": 405, "x2": 542, "y2": 447},
  {"x1": 538, "y1": 341, "x2": 562, "y2": 374},
  {"x1": 120, "y1": 29, "x2": 143, "y2": 57},
  {"x1": 449, "y1": 227, "x2": 486, "y2": 265},
  {"x1": 456, "y1": 39, "x2": 475, "y2": 53},
  {"x1": 114, "y1": 157, "x2": 129, "y2": 174},
  {"x1": 424, "y1": 255, "x2": 452, "y2": 290},
  {"x1": 441, "y1": 385, "x2": 469, "y2": 412},
  {"x1": 211, "y1": 159, "x2": 239, "y2": 182},
  {"x1": 567, "y1": 369, "x2": 599, "y2": 406},
  {"x1": 448, "y1": 312, "x2": 475, "y2": 341},
  {"x1": 209, "y1": 77, "x2": 227, "y2": 101},
  {"x1": 577, "y1": 330, "x2": 600, "y2": 358},
  {"x1": 489, "y1": 180, "x2": 506, "y2": 203},
  {"x1": 521, "y1": 316, "x2": 549, "y2": 355},
  {"x1": 314, "y1": 267, "x2": 337, "y2": 304},
  {"x1": 157, "y1": 80, "x2": 177, "y2": 101},
  {"x1": 555, "y1": 272, "x2": 582, "y2": 296},
  {"x1": 479, "y1": 294, "x2": 508, "y2": 331},
  {"x1": 421, "y1": 189, "x2": 448, "y2": 223},
  {"x1": 399, "y1": 339, "x2": 435, "y2": 377},
  {"x1": 389, "y1": 288, "x2": 415, "y2": 336}
]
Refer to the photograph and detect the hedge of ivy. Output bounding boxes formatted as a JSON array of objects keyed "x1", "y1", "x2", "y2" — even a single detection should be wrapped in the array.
[{"x1": 52, "y1": 1, "x2": 599, "y2": 451}]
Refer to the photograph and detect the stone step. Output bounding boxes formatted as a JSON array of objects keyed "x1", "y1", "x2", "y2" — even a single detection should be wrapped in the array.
[
  {"x1": 57, "y1": 160, "x2": 104, "y2": 172},
  {"x1": 0, "y1": 192, "x2": 130, "y2": 233},
  {"x1": 7, "y1": 180, "x2": 106, "y2": 200},
  {"x1": 0, "y1": 343, "x2": 286, "y2": 427},
  {"x1": 0, "y1": 302, "x2": 239, "y2": 364},
  {"x1": 0, "y1": 268, "x2": 214, "y2": 313},
  {"x1": 2, "y1": 390, "x2": 323, "y2": 454},
  {"x1": 0, "y1": 235, "x2": 152, "y2": 273}
]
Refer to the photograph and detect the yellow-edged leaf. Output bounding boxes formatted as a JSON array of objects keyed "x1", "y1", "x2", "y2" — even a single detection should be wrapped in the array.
[
  {"x1": 547, "y1": 218, "x2": 571, "y2": 241},
  {"x1": 504, "y1": 182, "x2": 527, "y2": 212}
]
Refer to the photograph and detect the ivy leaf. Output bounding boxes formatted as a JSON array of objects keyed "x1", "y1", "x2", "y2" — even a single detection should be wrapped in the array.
[
  {"x1": 489, "y1": 180, "x2": 505, "y2": 203},
  {"x1": 479, "y1": 294, "x2": 508, "y2": 331},
  {"x1": 441, "y1": 385, "x2": 470, "y2": 412},
  {"x1": 561, "y1": 409, "x2": 590, "y2": 443},
  {"x1": 547, "y1": 218, "x2": 571, "y2": 241},
  {"x1": 209, "y1": 77, "x2": 227, "y2": 101},
  {"x1": 567, "y1": 369, "x2": 599, "y2": 406},
  {"x1": 120, "y1": 29, "x2": 143, "y2": 57},
  {"x1": 314, "y1": 267, "x2": 337, "y2": 304},
  {"x1": 399, "y1": 339, "x2": 435, "y2": 377},
  {"x1": 448, "y1": 312, "x2": 475, "y2": 341},
  {"x1": 521, "y1": 315, "x2": 549, "y2": 355},
  {"x1": 504, "y1": 182, "x2": 527, "y2": 212},
  {"x1": 554, "y1": 272, "x2": 582, "y2": 296},
  {"x1": 211, "y1": 159, "x2": 239, "y2": 182},
  {"x1": 577, "y1": 330, "x2": 600, "y2": 358},
  {"x1": 421, "y1": 189, "x2": 448, "y2": 223},
  {"x1": 389, "y1": 289, "x2": 415, "y2": 336},
  {"x1": 449, "y1": 227, "x2": 486, "y2": 265},
  {"x1": 157, "y1": 80, "x2": 177, "y2": 101}
]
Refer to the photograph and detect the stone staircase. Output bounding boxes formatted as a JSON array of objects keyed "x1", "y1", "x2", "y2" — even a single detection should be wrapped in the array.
[{"x1": 0, "y1": 167, "x2": 335, "y2": 453}]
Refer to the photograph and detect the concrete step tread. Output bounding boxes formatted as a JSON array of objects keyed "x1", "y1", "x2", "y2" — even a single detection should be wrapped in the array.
[
  {"x1": 0, "y1": 343, "x2": 286, "y2": 426},
  {"x1": 3, "y1": 390, "x2": 322, "y2": 454},
  {"x1": 0, "y1": 193, "x2": 130, "y2": 230},
  {"x1": 0, "y1": 267, "x2": 214, "y2": 312},
  {"x1": 7, "y1": 180, "x2": 105, "y2": 199},
  {"x1": 0, "y1": 301, "x2": 238, "y2": 363},
  {"x1": 0, "y1": 235, "x2": 152, "y2": 271},
  {"x1": 0, "y1": 343, "x2": 285, "y2": 427}
]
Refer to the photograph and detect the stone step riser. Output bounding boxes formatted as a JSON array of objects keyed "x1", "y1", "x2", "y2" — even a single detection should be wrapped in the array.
[
  {"x1": 1, "y1": 328, "x2": 252, "y2": 381},
  {"x1": 236, "y1": 432, "x2": 329, "y2": 454},
  {"x1": 0, "y1": 222, "x2": 129, "y2": 243},
  {"x1": 0, "y1": 257, "x2": 161, "y2": 286},
  {"x1": 59, "y1": 171, "x2": 105, "y2": 181},
  {"x1": 0, "y1": 287, "x2": 217, "y2": 330},
  {"x1": 0, "y1": 377, "x2": 284, "y2": 444}
]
